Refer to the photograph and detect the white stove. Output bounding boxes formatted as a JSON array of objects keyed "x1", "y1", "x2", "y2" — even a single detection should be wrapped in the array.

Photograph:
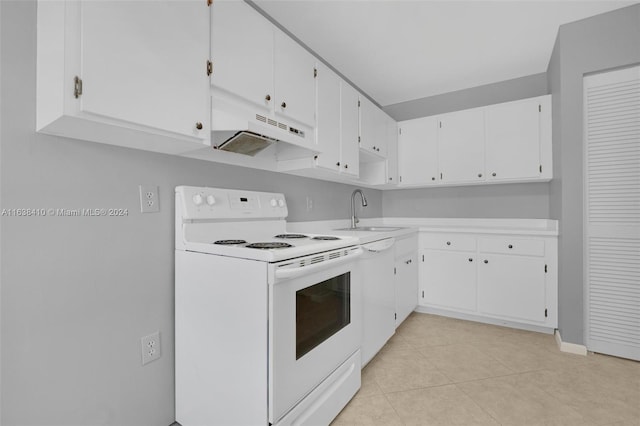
[
  {"x1": 175, "y1": 185, "x2": 360, "y2": 262},
  {"x1": 175, "y1": 186, "x2": 363, "y2": 426}
]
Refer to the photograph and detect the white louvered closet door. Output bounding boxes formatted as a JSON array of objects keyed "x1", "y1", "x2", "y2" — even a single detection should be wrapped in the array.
[{"x1": 584, "y1": 65, "x2": 640, "y2": 361}]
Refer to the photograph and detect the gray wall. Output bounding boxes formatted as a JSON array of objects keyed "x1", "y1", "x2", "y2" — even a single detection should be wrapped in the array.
[
  {"x1": 0, "y1": 2, "x2": 381, "y2": 425},
  {"x1": 381, "y1": 73, "x2": 551, "y2": 219},
  {"x1": 384, "y1": 73, "x2": 548, "y2": 121},
  {"x1": 547, "y1": 4, "x2": 640, "y2": 345},
  {"x1": 383, "y1": 183, "x2": 550, "y2": 219}
]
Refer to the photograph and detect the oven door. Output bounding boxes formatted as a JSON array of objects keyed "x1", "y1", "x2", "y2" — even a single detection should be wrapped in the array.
[{"x1": 268, "y1": 246, "x2": 363, "y2": 424}]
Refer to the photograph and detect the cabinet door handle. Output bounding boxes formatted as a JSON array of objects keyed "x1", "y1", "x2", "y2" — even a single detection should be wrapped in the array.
[
  {"x1": 336, "y1": 162, "x2": 340, "y2": 166},
  {"x1": 478, "y1": 173, "x2": 483, "y2": 178},
  {"x1": 492, "y1": 172, "x2": 497, "y2": 177},
  {"x1": 484, "y1": 260, "x2": 489, "y2": 264},
  {"x1": 344, "y1": 164, "x2": 348, "y2": 169},
  {"x1": 432, "y1": 177, "x2": 436, "y2": 181},
  {"x1": 265, "y1": 94, "x2": 271, "y2": 101},
  {"x1": 508, "y1": 244, "x2": 513, "y2": 249},
  {"x1": 372, "y1": 146, "x2": 376, "y2": 150},
  {"x1": 195, "y1": 122, "x2": 203, "y2": 130},
  {"x1": 468, "y1": 258, "x2": 473, "y2": 262},
  {"x1": 446, "y1": 241, "x2": 451, "y2": 246},
  {"x1": 281, "y1": 101, "x2": 287, "y2": 108}
]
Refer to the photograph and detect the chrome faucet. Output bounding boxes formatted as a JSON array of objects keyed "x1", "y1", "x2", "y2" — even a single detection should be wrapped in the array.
[{"x1": 350, "y1": 189, "x2": 368, "y2": 229}]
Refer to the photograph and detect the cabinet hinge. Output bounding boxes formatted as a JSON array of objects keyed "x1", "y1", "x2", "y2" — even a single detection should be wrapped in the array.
[
  {"x1": 73, "y1": 76, "x2": 83, "y2": 99},
  {"x1": 539, "y1": 104, "x2": 541, "y2": 112},
  {"x1": 399, "y1": 175, "x2": 402, "y2": 183},
  {"x1": 358, "y1": 136, "x2": 361, "y2": 143},
  {"x1": 314, "y1": 68, "x2": 317, "y2": 78},
  {"x1": 539, "y1": 165, "x2": 542, "y2": 173},
  {"x1": 395, "y1": 313, "x2": 397, "y2": 320},
  {"x1": 440, "y1": 172, "x2": 443, "y2": 180},
  {"x1": 394, "y1": 267, "x2": 397, "y2": 275},
  {"x1": 422, "y1": 254, "x2": 424, "y2": 262},
  {"x1": 358, "y1": 100, "x2": 361, "y2": 107},
  {"x1": 421, "y1": 290, "x2": 424, "y2": 298},
  {"x1": 545, "y1": 308, "x2": 548, "y2": 318},
  {"x1": 206, "y1": 60, "x2": 213, "y2": 76},
  {"x1": 545, "y1": 264, "x2": 548, "y2": 273},
  {"x1": 399, "y1": 128, "x2": 402, "y2": 135},
  {"x1": 439, "y1": 121, "x2": 442, "y2": 128}
]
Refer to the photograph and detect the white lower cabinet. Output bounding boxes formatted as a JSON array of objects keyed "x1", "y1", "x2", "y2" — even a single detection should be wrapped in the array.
[
  {"x1": 419, "y1": 231, "x2": 557, "y2": 331},
  {"x1": 477, "y1": 254, "x2": 547, "y2": 323},
  {"x1": 394, "y1": 235, "x2": 418, "y2": 326},
  {"x1": 421, "y1": 250, "x2": 477, "y2": 312}
]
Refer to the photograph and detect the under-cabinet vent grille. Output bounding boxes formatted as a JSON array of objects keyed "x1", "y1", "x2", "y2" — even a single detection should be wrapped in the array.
[
  {"x1": 267, "y1": 119, "x2": 278, "y2": 127},
  {"x1": 256, "y1": 114, "x2": 267, "y2": 123},
  {"x1": 278, "y1": 123, "x2": 287, "y2": 130}
]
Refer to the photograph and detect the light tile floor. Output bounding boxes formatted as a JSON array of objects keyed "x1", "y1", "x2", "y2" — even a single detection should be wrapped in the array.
[{"x1": 332, "y1": 312, "x2": 640, "y2": 426}]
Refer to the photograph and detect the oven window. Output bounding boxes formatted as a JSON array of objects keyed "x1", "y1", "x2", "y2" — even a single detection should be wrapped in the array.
[{"x1": 296, "y1": 272, "x2": 350, "y2": 359}]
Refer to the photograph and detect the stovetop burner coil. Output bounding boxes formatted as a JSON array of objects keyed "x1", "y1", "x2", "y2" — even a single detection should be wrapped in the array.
[
  {"x1": 311, "y1": 236, "x2": 341, "y2": 241},
  {"x1": 245, "y1": 242, "x2": 293, "y2": 249},
  {"x1": 214, "y1": 239, "x2": 247, "y2": 245},
  {"x1": 274, "y1": 234, "x2": 308, "y2": 239}
]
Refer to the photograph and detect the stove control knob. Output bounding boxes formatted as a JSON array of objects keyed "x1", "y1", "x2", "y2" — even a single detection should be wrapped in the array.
[
  {"x1": 206, "y1": 195, "x2": 216, "y2": 206},
  {"x1": 270, "y1": 198, "x2": 278, "y2": 207},
  {"x1": 192, "y1": 194, "x2": 203, "y2": 206},
  {"x1": 278, "y1": 199, "x2": 285, "y2": 207}
]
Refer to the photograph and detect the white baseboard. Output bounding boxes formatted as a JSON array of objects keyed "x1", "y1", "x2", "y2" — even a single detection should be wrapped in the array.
[{"x1": 554, "y1": 330, "x2": 588, "y2": 356}]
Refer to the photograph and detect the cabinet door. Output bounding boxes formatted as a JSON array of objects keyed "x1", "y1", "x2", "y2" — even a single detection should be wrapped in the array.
[
  {"x1": 395, "y1": 253, "x2": 418, "y2": 326},
  {"x1": 211, "y1": 0, "x2": 273, "y2": 111},
  {"x1": 486, "y1": 98, "x2": 541, "y2": 180},
  {"x1": 398, "y1": 116, "x2": 439, "y2": 185},
  {"x1": 386, "y1": 115, "x2": 399, "y2": 184},
  {"x1": 274, "y1": 31, "x2": 316, "y2": 128},
  {"x1": 80, "y1": 1, "x2": 209, "y2": 137},
  {"x1": 315, "y1": 64, "x2": 341, "y2": 172},
  {"x1": 477, "y1": 255, "x2": 546, "y2": 323},
  {"x1": 340, "y1": 83, "x2": 360, "y2": 177},
  {"x1": 438, "y1": 108, "x2": 485, "y2": 183},
  {"x1": 421, "y1": 250, "x2": 477, "y2": 312},
  {"x1": 359, "y1": 96, "x2": 386, "y2": 156}
]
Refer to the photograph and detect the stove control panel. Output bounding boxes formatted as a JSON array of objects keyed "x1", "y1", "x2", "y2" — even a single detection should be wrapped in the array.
[{"x1": 176, "y1": 186, "x2": 287, "y2": 220}]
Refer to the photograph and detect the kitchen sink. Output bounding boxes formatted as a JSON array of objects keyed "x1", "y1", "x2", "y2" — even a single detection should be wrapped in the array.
[{"x1": 334, "y1": 226, "x2": 404, "y2": 232}]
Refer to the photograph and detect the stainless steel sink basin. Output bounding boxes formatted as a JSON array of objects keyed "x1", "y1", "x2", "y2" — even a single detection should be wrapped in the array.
[{"x1": 334, "y1": 226, "x2": 404, "y2": 232}]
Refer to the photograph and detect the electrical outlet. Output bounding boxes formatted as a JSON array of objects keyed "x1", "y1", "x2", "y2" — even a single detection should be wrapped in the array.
[
  {"x1": 139, "y1": 185, "x2": 159, "y2": 213},
  {"x1": 141, "y1": 331, "x2": 161, "y2": 365}
]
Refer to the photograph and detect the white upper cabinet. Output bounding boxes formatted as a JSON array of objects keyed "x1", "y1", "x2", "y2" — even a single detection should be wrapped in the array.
[
  {"x1": 211, "y1": 1, "x2": 315, "y2": 130},
  {"x1": 359, "y1": 96, "x2": 387, "y2": 157},
  {"x1": 210, "y1": 0, "x2": 273, "y2": 112},
  {"x1": 36, "y1": 0, "x2": 210, "y2": 154},
  {"x1": 485, "y1": 95, "x2": 551, "y2": 181},
  {"x1": 340, "y1": 83, "x2": 361, "y2": 177},
  {"x1": 315, "y1": 63, "x2": 342, "y2": 172},
  {"x1": 398, "y1": 116, "x2": 439, "y2": 185},
  {"x1": 395, "y1": 95, "x2": 552, "y2": 188},
  {"x1": 438, "y1": 108, "x2": 486, "y2": 183},
  {"x1": 274, "y1": 31, "x2": 317, "y2": 128},
  {"x1": 385, "y1": 115, "x2": 399, "y2": 184}
]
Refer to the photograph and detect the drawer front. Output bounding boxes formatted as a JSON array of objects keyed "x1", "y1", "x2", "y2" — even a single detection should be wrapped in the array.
[
  {"x1": 422, "y1": 234, "x2": 476, "y2": 252},
  {"x1": 395, "y1": 234, "x2": 418, "y2": 258},
  {"x1": 479, "y1": 238, "x2": 545, "y2": 257}
]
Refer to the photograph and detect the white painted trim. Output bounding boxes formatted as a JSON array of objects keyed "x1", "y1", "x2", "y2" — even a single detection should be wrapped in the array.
[
  {"x1": 415, "y1": 306, "x2": 555, "y2": 335},
  {"x1": 555, "y1": 330, "x2": 587, "y2": 356}
]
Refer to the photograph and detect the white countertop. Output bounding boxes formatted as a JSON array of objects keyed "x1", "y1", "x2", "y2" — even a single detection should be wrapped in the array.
[{"x1": 288, "y1": 217, "x2": 559, "y2": 243}]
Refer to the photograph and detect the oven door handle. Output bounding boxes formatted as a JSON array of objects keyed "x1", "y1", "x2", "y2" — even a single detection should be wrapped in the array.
[{"x1": 274, "y1": 247, "x2": 363, "y2": 280}]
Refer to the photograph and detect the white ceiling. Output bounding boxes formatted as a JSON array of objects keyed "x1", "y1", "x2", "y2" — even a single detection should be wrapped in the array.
[{"x1": 253, "y1": 0, "x2": 638, "y2": 106}]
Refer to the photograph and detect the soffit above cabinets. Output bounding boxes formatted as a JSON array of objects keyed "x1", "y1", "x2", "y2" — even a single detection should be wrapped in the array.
[{"x1": 252, "y1": 0, "x2": 637, "y2": 106}]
